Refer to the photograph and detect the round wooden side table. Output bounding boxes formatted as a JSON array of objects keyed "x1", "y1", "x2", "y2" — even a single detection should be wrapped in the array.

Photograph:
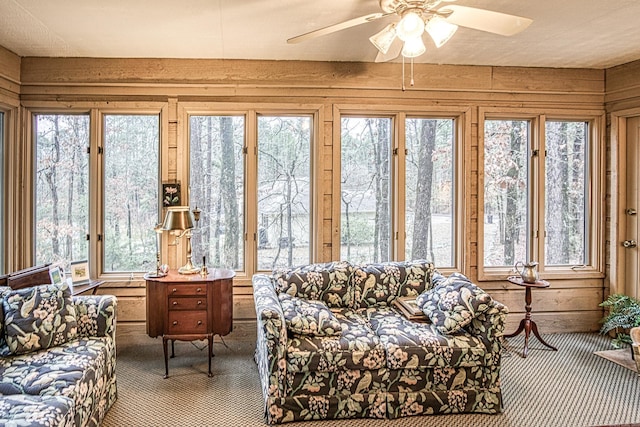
[{"x1": 505, "y1": 275, "x2": 558, "y2": 358}]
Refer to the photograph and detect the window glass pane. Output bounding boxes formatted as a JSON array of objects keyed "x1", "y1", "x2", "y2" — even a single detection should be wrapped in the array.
[
  {"x1": 341, "y1": 117, "x2": 392, "y2": 263},
  {"x1": 405, "y1": 118, "x2": 455, "y2": 266},
  {"x1": 483, "y1": 120, "x2": 529, "y2": 267},
  {"x1": 103, "y1": 115, "x2": 159, "y2": 272},
  {"x1": 545, "y1": 121, "x2": 588, "y2": 265},
  {"x1": 35, "y1": 114, "x2": 89, "y2": 268},
  {"x1": 0, "y1": 112, "x2": 4, "y2": 274},
  {"x1": 189, "y1": 116, "x2": 245, "y2": 270},
  {"x1": 257, "y1": 116, "x2": 311, "y2": 270}
]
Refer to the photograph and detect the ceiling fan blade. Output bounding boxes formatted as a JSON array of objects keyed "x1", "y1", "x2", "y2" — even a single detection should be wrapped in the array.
[
  {"x1": 375, "y1": 38, "x2": 402, "y2": 63},
  {"x1": 439, "y1": 5, "x2": 532, "y2": 36},
  {"x1": 287, "y1": 12, "x2": 388, "y2": 44}
]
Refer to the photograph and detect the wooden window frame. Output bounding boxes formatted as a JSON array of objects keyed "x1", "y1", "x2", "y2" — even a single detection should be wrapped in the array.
[
  {"x1": 178, "y1": 102, "x2": 324, "y2": 282},
  {"x1": 23, "y1": 101, "x2": 167, "y2": 281},
  {"x1": 334, "y1": 104, "x2": 470, "y2": 274},
  {"x1": 478, "y1": 107, "x2": 606, "y2": 282}
]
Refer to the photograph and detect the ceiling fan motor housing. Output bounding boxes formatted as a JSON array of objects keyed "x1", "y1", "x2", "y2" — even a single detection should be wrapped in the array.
[{"x1": 379, "y1": 0, "x2": 443, "y2": 14}]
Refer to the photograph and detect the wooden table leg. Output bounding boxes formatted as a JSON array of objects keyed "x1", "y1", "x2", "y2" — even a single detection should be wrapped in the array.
[
  {"x1": 506, "y1": 286, "x2": 557, "y2": 357},
  {"x1": 207, "y1": 334, "x2": 214, "y2": 377},
  {"x1": 162, "y1": 336, "x2": 170, "y2": 379}
]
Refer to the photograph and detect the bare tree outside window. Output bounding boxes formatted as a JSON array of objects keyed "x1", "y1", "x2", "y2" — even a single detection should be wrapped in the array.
[
  {"x1": 257, "y1": 116, "x2": 311, "y2": 270},
  {"x1": 189, "y1": 115, "x2": 245, "y2": 270},
  {"x1": 405, "y1": 118, "x2": 454, "y2": 266},
  {"x1": 545, "y1": 121, "x2": 588, "y2": 265},
  {"x1": 341, "y1": 117, "x2": 391, "y2": 263},
  {"x1": 103, "y1": 115, "x2": 159, "y2": 272},
  {"x1": 483, "y1": 120, "x2": 529, "y2": 267},
  {"x1": 35, "y1": 114, "x2": 90, "y2": 268}
]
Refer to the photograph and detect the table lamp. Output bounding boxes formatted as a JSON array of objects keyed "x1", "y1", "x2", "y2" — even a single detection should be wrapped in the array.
[{"x1": 162, "y1": 206, "x2": 200, "y2": 274}]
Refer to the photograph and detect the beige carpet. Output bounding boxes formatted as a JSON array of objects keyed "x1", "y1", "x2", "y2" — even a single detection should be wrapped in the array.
[
  {"x1": 594, "y1": 348, "x2": 638, "y2": 373},
  {"x1": 102, "y1": 326, "x2": 640, "y2": 427}
]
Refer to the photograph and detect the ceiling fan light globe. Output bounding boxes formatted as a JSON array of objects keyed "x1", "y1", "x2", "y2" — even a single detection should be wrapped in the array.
[
  {"x1": 425, "y1": 16, "x2": 458, "y2": 48},
  {"x1": 369, "y1": 23, "x2": 397, "y2": 54},
  {"x1": 401, "y1": 37, "x2": 426, "y2": 58},
  {"x1": 396, "y1": 11, "x2": 425, "y2": 42}
]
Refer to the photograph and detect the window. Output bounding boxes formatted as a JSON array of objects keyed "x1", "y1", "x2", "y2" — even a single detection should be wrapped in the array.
[
  {"x1": 340, "y1": 113, "x2": 458, "y2": 267},
  {"x1": 545, "y1": 121, "x2": 588, "y2": 266},
  {"x1": 33, "y1": 108, "x2": 163, "y2": 276},
  {"x1": 189, "y1": 115, "x2": 245, "y2": 270},
  {"x1": 0, "y1": 111, "x2": 4, "y2": 274},
  {"x1": 35, "y1": 114, "x2": 90, "y2": 268},
  {"x1": 341, "y1": 117, "x2": 392, "y2": 263},
  {"x1": 405, "y1": 118, "x2": 455, "y2": 266},
  {"x1": 103, "y1": 114, "x2": 160, "y2": 272},
  {"x1": 481, "y1": 113, "x2": 600, "y2": 277},
  {"x1": 483, "y1": 119, "x2": 530, "y2": 266},
  {"x1": 257, "y1": 115, "x2": 312, "y2": 270},
  {"x1": 187, "y1": 110, "x2": 314, "y2": 274}
]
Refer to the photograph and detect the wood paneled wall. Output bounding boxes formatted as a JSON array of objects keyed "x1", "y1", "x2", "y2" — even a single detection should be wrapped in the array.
[{"x1": 4, "y1": 56, "x2": 617, "y2": 332}]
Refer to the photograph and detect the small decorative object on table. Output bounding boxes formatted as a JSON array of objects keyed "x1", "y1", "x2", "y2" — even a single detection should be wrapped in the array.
[
  {"x1": 49, "y1": 266, "x2": 64, "y2": 286},
  {"x1": 70, "y1": 260, "x2": 90, "y2": 285},
  {"x1": 147, "y1": 224, "x2": 167, "y2": 278},
  {"x1": 200, "y1": 256, "x2": 209, "y2": 278}
]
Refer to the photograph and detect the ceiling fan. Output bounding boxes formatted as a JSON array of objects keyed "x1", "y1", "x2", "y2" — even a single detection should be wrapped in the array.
[{"x1": 287, "y1": 0, "x2": 533, "y2": 63}]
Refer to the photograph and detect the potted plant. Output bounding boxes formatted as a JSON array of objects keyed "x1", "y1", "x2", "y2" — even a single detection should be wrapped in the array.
[{"x1": 600, "y1": 294, "x2": 640, "y2": 357}]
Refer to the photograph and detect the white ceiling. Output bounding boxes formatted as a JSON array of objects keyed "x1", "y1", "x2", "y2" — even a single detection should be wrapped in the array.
[{"x1": 1, "y1": 0, "x2": 640, "y2": 69}]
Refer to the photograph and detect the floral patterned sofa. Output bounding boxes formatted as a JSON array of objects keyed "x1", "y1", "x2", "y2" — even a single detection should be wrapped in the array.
[
  {"x1": 253, "y1": 260, "x2": 508, "y2": 424},
  {"x1": 0, "y1": 282, "x2": 117, "y2": 426}
]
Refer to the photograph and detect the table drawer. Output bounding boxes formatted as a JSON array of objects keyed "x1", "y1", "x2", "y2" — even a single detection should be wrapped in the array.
[
  {"x1": 167, "y1": 284, "x2": 207, "y2": 296},
  {"x1": 169, "y1": 297, "x2": 206, "y2": 310},
  {"x1": 168, "y1": 311, "x2": 208, "y2": 334}
]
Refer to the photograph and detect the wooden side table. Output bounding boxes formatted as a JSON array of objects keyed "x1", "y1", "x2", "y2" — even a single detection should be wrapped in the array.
[
  {"x1": 505, "y1": 275, "x2": 558, "y2": 358},
  {"x1": 145, "y1": 268, "x2": 234, "y2": 378}
]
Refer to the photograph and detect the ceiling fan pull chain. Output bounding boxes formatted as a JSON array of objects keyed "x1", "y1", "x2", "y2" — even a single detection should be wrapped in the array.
[
  {"x1": 402, "y1": 55, "x2": 406, "y2": 91},
  {"x1": 410, "y1": 57, "x2": 415, "y2": 87}
]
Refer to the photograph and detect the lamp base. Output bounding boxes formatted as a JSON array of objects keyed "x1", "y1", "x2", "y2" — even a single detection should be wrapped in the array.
[{"x1": 178, "y1": 263, "x2": 201, "y2": 275}]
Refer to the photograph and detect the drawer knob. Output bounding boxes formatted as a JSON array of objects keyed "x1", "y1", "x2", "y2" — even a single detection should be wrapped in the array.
[
  {"x1": 197, "y1": 320, "x2": 202, "y2": 325},
  {"x1": 197, "y1": 300, "x2": 202, "y2": 305},
  {"x1": 197, "y1": 287, "x2": 202, "y2": 293},
  {"x1": 172, "y1": 321, "x2": 178, "y2": 326},
  {"x1": 172, "y1": 301, "x2": 178, "y2": 306},
  {"x1": 172, "y1": 288, "x2": 177, "y2": 293}
]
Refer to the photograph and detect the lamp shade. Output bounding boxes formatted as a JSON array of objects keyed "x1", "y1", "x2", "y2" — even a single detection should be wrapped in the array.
[
  {"x1": 401, "y1": 36, "x2": 426, "y2": 58},
  {"x1": 369, "y1": 23, "x2": 397, "y2": 54},
  {"x1": 425, "y1": 16, "x2": 458, "y2": 48},
  {"x1": 162, "y1": 206, "x2": 194, "y2": 231},
  {"x1": 396, "y1": 11, "x2": 425, "y2": 42}
]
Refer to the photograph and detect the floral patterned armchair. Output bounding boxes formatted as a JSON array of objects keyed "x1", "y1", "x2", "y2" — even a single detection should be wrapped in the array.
[
  {"x1": 0, "y1": 283, "x2": 117, "y2": 426},
  {"x1": 253, "y1": 260, "x2": 508, "y2": 424}
]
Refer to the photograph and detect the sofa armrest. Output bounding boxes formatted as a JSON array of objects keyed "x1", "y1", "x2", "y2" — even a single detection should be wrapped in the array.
[
  {"x1": 73, "y1": 295, "x2": 117, "y2": 340},
  {"x1": 253, "y1": 274, "x2": 288, "y2": 399},
  {"x1": 466, "y1": 299, "x2": 509, "y2": 357}
]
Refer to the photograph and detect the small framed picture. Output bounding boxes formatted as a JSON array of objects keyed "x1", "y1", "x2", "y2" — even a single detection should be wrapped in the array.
[
  {"x1": 49, "y1": 266, "x2": 64, "y2": 286},
  {"x1": 70, "y1": 260, "x2": 90, "y2": 284}
]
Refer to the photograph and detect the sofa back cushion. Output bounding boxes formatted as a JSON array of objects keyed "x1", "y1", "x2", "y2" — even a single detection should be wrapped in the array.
[
  {"x1": 352, "y1": 260, "x2": 435, "y2": 308},
  {"x1": 2, "y1": 282, "x2": 78, "y2": 355},
  {"x1": 272, "y1": 261, "x2": 354, "y2": 308}
]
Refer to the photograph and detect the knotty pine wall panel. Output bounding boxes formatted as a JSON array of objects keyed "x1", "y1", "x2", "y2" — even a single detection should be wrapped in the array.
[{"x1": 9, "y1": 56, "x2": 617, "y2": 333}]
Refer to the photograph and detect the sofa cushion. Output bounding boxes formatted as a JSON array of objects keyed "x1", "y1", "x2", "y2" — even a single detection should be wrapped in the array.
[
  {"x1": 273, "y1": 261, "x2": 354, "y2": 308},
  {"x1": 367, "y1": 307, "x2": 492, "y2": 369},
  {"x1": 416, "y1": 273, "x2": 493, "y2": 334},
  {"x1": 279, "y1": 293, "x2": 342, "y2": 336},
  {"x1": 0, "y1": 394, "x2": 75, "y2": 426},
  {"x1": 0, "y1": 336, "x2": 114, "y2": 426},
  {"x1": 2, "y1": 283, "x2": 78, "y2": 355},
  {"x1": 352, "y1": 260, "x2": 435, "y2": 308},
  {"x1": 286, "y1": 308, "x2": 386, "y2": 373}
]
